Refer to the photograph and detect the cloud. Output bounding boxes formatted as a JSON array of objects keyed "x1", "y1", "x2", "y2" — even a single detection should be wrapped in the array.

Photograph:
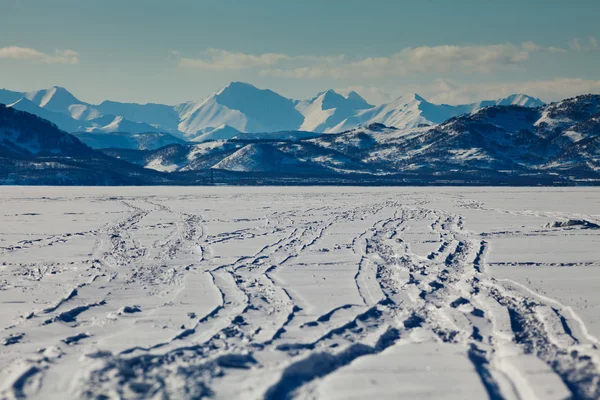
[
  {"x1": 338, "y1": 78, "x2": 600, "y2": 106},
  {"x1": 413, "y1": 78, "x2": 600, "y2": 105},
  {"x1": 0, "y1": 46, "x2": 79, "y2": 64},
  {"x1": 179, "y1": 48, "x2": 290, "y2": 70},
  {"x1": 178, "y1": 49, "x2": 346, "y2": 74},
  {"x1": 569, "y1": 37, "x2": 599, "y2": 51},
  {"x1": 520, "y1": 41, "x2": 565, "y2": 53},
  {"x1": 178, "y1": 42, "x2": 566, "y2": 80}
]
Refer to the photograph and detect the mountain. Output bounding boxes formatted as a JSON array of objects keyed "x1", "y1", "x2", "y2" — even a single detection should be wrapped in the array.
[
  {"x1": 101, "y1": 94, "x2": 600, "y2": 185},
  {"x1": 95, "y1": 100, "x2": 181, "y2": 133},
  {"x1": 176, "y1": 82, "x2": 305, "y2": 139},
  {"x1": 0, "y1": 105, "x2": 184, "y2": 185},
  {"x1": 1, "y1": 83, "x2": 546, "y2": 146},
  {"x1": 0, "y1": 104, "x2": 92, "y2": 158},
  {"x1": 3, "y1": 93, "x2": 599, "y2": 185},
  {"x1": 0, "y1": 89, "x2": 25, "y2": 106},
  {"x1": 103, "y1": 141, "x2": 245, "y2": 173},
  {"x1": 72, "y1": 131, "x2": 187, "y2": 150},
  {"x1": 187, "y1": 124, "x2": 318, "y2": 143},
  {"x1": 9, "y1": 98, "x2": 82, "y2": 133},
  {"x1": 328, "y1": 93, "x2": 545, "y2": 132},
  {"x1": 190, "y1": 124, "x2": 244, "y2": 143},
  {"x1": 232, "y1": 130, "x2": 321, "y2": 141},
  {"x1": 295, "y1": 89, "x2": 373, "y2": 132},
  {"x1": 25, "y1": 86, "x2": 85, "y2": 115},
  {"x1": 80, "y1": 114, "x2": 163, "y2": 134},
  {"x1": 308, "y1": 95, "x2": 599, "y2": 181},
  {"x1": 492, "y1": 93, "x2": 545, "y2": 108},
  {"x1": 7, "y1": 97, "x2": 160, "y2": 135}
]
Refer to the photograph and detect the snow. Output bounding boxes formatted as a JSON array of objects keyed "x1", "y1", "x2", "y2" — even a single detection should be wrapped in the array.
[
  {"x1": 67, "y1": 104, "x2": 102, "y2": 121},
  {"x1": 186, "y1": 140, "x2": 230, "y2": 160},
  {"x1": 145, "y1": 158, "x2": 179, "y2": 172},
  {"x1": 564, "y1": 130, "x2": 585, "y2": 142},
  {"x1": 448, "y1": 148, "x2": 489, "y2": 161},
  {"x1": 0, "y1": 187, "x2": 598, "y2": 399},
  {"x1": 190, "y1": 124, "x2": 243, "y2": 143},
  {"x1": 499, "y1": 93, "x2": 544, "y2": 107}
]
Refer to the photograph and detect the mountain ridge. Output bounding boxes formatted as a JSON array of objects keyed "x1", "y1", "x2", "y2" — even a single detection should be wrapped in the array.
[
  {"x1": 1, "y1": 94, "x2": 599, "y2": 185},
  {"x1": 98, "y1": 94, "x2": 600, "y2": 185},
  {"x1": 0, "y1": 83, "x2": 545, "y2": 145}
]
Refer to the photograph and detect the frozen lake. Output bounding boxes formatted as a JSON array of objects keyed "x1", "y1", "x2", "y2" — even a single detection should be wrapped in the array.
[{"x1": 0, "y1": 187, "x2": 599, "y2": 399}]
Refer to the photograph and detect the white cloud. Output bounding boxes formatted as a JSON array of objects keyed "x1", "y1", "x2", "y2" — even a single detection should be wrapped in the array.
[
  {"x1": 178, "y1": 42, "x2": 566, "y2": 80},
  {"x1": 179, "y1": 48, "x2": 290, "y2": 70},
  {"x1": 0, "y1": 46, "x2": 79, "y2": 64},
  {"x1": 569, "y1": 37, "x2": 599, "y2": 52},
  {"x1": 179, "y1": 49, "x2": 346, "y2": 73},
  {"x1": 520, "y1": 41, "x2": 565, "y2": 53},
  {"x1": 413, "y1": 78, "x2": 600, "y2": 105},
  {"x1": 338, "y1": 78, "x2": 600, "y2": 106}
]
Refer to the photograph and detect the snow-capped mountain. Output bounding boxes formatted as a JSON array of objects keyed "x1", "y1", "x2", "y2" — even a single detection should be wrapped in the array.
[
  {"x1": 0, "y1": 83, "x2": 546, "y2": 145},
  {"x1": 176, "y1": 82, "x2": 305, "y2": 139},
  {"x1": 72, "y1": 131, "x2": 187, "y2": 151},
  {"x1": 102, "y1": 94, "x2": 599, "y2": 184},
  {"x1": 3, "y1": 87, "x2": 164, "y2": 136},
  {"x1": 328, "y1": 93, "x2": 545, "y2": 132},
  {"x1": 188, "y1": 124, "x2": 243, "y2": 143},
  {"x1": 1, "y1": 94, "x2": 598, "y2": 185},
  {"x1": 0, "y1": 103, "x2": 91, "y2": 157},
  {"x1": 95, "y1": 100, "x2": 181, "y2": 132},
  {"x1": 308, "y1": 94, "x2": 598, "y2": 179},
  {"x1": 0, "y1": 104, "x2": 183, "y2": 185},
  {"x1": 0, "y1": 89, "x2": 26, "y2": 106},
  {"x1": 490, "y1": 93, "x2": 545, "y2": 108},
  {"x1": 295, "y1": 89, "x2": 373, "y2": 132},
  {"x1": 103, "y1": 141, "x2": 246, "y2": 173},
  {"x1": 9, "y1": 98, "x2": 83, "y2": 133},
  {"x1": 25, "y1": 86, "x2": 85, "y2": 115}
]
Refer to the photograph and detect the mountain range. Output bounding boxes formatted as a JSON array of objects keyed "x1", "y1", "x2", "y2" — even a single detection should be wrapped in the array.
[
  {"x1": 0, "y1": 83, "x2": 544, "y2": 149},
  {"x1": 0, "y1": 104, "x2": 184, "y2": 185},
  {"x1": 1, "y1": 84, "x2": 598, "y2": 185},
  {"x1": 104, "y1": 94, "x2": 600, "y2": 185}
]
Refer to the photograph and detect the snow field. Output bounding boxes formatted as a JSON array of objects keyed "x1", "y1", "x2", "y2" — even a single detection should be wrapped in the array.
[{"x1": 0, "y1": 187, "x2": 598, "y2": 399}]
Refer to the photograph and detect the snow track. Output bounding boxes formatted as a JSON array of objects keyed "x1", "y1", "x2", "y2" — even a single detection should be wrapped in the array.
[{"x1": 0, "y1": 187, "x2": 598, "y2": 399}]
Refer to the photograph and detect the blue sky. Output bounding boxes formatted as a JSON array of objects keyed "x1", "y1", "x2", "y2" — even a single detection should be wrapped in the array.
[{"x1": 1, "y1": 0, "x2": 599, "y2": 105}]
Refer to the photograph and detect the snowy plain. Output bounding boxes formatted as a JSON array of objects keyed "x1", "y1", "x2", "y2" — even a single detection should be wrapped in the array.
[{"x1": 0, "y1": 187, "x2": 599, "y2": 399}]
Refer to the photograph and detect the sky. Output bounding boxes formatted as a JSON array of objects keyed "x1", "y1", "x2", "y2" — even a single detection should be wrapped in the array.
[{"x1": 1, "y1": 0, "x2": 599, "y2": 105}]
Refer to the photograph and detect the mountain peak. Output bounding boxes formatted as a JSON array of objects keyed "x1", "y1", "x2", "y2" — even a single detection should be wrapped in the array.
[
  {"x1": 217, "y1": 81, "x2": 260, "y2": 95},
  {"x1": 50, "y1": 85, "x2": 70, "y2": 92},
  {"x1": 412, "y1": 93, "x2": 426, "y2": 102},
  {"x1": 496, "y1": 93, "x2": 545, "y2": 108},
  {"x1": 344, "y1": 90, "x2": 364, "y2": 101},
  {"x1": 26, "y1": 86, "x2": 83, "y2": 111},
  {"x1": 320, "y1": 89, "x2": 345, "y2": 100},
  {"x1": 399, "y1": 93, "x2": 426, "y2": 102},
  {"x1": 184, "y1": 81, "x2": 304, "y2": 135},
  {"x1": 386, "y1": 93, "x2": 427, "y2": 106}
]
